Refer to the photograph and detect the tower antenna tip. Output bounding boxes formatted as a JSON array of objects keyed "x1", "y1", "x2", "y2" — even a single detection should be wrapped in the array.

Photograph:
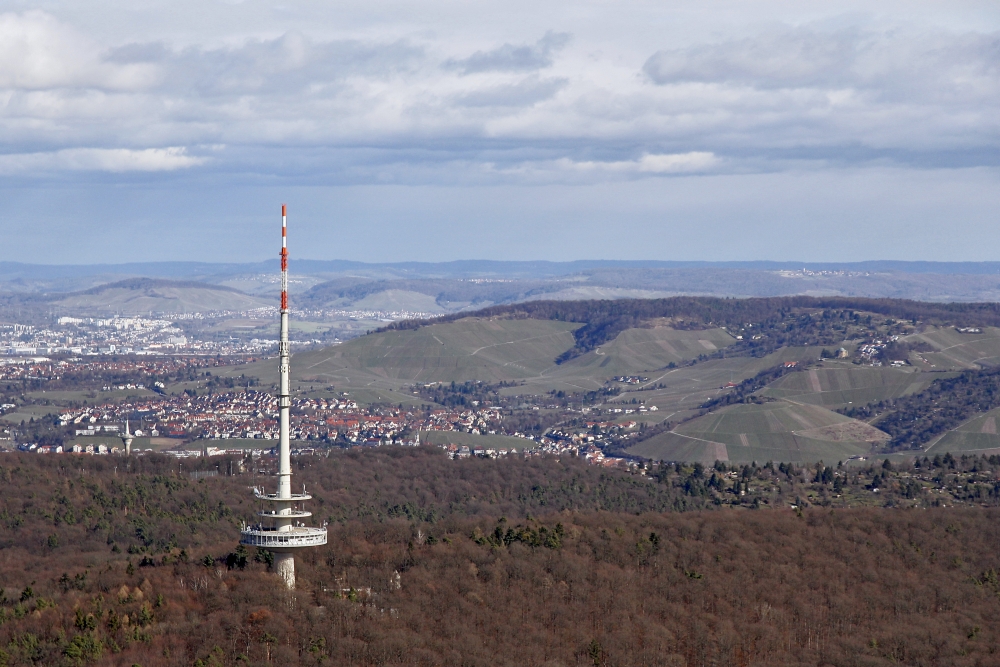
[{"x1": 281, "y1": 204, "x2": 286, "y2": 216}]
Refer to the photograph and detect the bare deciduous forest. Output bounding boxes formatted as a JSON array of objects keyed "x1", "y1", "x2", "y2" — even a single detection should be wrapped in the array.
[{"x1": 3, "y1": 450, "x2": 1000, "y2": 666}]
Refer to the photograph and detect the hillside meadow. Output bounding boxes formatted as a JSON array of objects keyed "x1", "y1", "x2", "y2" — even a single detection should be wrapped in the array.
[{"x1": 213, "y1": 304, "x2": 1000, "y2": 466}]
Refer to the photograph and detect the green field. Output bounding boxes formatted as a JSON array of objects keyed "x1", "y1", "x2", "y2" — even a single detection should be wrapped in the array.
[
  {"x1": 760, "y1": 364, "x2": 936, "y2": 409},
  {"x1": 628, "y1": 401, "x2": 885, "y2": 464},
  {"x1": 609, "y1": 346, "x2": 838, "y2": 418},
  {"x1": 227, "y1": 318, "x2": 745, "y2": 400},
  {"x1": 240, "y1": 317, "x2": 580, "y2": 388},
  {"x1": 903, "y1": 326, "x2": 1000, "y2": 370},
  {"x1": 26, "y1": 389, "x2": 158, "y2": 403},
  {"x1": 924, "y1": 406, "x2": 1000, "y2": 455},
  {"x1": 209, "y1": 318, "x2": 1000, "y2": 462},
  {"x1": 495, "y1": 326, "x2": 735, "y2": 395},
  {"x1": 0, "y1": 405, "x2": 63, "y2": 423},
  {"x1": 417, "y1": 430, "x2": 534, "y2": 451},
  {"x1": 553, "y1": 326, "x2": 735, "y2": 378}
]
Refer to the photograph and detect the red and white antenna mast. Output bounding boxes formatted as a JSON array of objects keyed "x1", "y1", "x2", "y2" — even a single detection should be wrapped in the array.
[
  {"x1": 240, "y1": 204, "x2": 327, "y2": 589},
  {"x1": 280, "y1": 204, "x2": 288, "y2": 312},
  {"x1": 277, "y1": 203, "x2": 291, "y2": 501}
]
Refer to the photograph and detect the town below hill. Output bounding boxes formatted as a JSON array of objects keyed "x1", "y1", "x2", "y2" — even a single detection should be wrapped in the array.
[{"x1": 10, "y1": 296, "x2": 1000, "y2": 469}]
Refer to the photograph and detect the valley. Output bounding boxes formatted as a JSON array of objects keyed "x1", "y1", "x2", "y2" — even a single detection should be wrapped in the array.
[
  {"x1": 207, "y1": 297, "x2": 1000, "y2": 465},
  {"x1": 10, "y1": 291, "x2": 1000, "y2": 466}
]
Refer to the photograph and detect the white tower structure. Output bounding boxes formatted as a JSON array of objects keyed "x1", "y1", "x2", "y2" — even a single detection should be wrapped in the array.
[
  {"x1": 121, "y1": 420, "x2": 133, "y2": 456},
  {"x1": 240, "y1": 204, "x2": 327, "y2": 589}
]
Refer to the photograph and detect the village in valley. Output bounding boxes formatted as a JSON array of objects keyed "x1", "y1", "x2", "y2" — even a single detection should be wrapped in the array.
[
  {"x1": 0, "y1": 304, "x2": 944, "y2": 475},
  {"x1": 3, "y1": 346, "x2": 642, "y2": 469},
  {"x1": 22, "y1": 387, "x2": 638, "y2": 468}
]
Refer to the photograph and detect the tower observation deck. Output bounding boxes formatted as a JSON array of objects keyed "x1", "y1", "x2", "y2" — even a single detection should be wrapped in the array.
[{"x1": 240, "y1": 204, "x2": 326, "y2": 589}]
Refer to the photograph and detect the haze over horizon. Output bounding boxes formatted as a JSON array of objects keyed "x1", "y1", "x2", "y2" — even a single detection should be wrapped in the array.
[{"x1": 1, "y1": 0, "x2": 998, "y2": 264}]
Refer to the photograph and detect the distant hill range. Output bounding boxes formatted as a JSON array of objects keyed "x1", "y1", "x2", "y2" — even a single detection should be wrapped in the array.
[
  {"x1": 0, "y1": 278, "x2": 270, "y2": 318},
  {"x1": 50, "y1": 278, "x2": 270, "y2": 315},
  {"x1": 2, "y1": 259, "x2": 1000, "y2": 319}
]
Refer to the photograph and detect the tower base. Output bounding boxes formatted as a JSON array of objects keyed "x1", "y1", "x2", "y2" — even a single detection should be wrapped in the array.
[{"x1": 274, "y1": 552, "x2": 295, "y2": 589}]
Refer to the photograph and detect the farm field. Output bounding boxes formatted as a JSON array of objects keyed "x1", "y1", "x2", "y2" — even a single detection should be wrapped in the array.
[
  {"x1": 556, "y1": 326, "x2": 735, "y2": 377},
  {"x1": 610, "y1": 346, "x2": 838, "y2": 416},
  {"x1": 0, "y1": 404, "x2": 64, "y2": 423},
  {"x1": 505, "y1": 326, "x2": 738, "y2": 395},
  {"x1": 245, "y1": 317, "x2": 581, "y2": 388},
  {"x1": 760, "y1": 363, "x2": 938, "y2": 409},
  {"x1": 26, "y1": 388, "x2": 158, "y2": 403},
  {"x1": 417, "y1": 430, "x2": 535, "y2": 450},
  {"x1": 628, "y1": 401, "x2": 886, "y2": 464},
  {"x1": 904, "y1": 326, "x2": 1000, "y2": 370},
  {"x1": 231, "y1": 318, "x2": 748, "y2": 400},
  {"x1": 924, "y1": 406, "x2": 1000, "y2": 456}
]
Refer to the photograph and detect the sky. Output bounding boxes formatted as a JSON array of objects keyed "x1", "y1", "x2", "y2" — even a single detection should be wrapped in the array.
[{"x1": 1, "y1": 0, "x2": 998, "y2": 264}]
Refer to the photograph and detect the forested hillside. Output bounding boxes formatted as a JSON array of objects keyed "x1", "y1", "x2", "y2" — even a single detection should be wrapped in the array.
[
  {"x1": 842, "y1": 367, "x2": 1000, "y2": 451},
  {"x1": 378, "y1": 296, "x2": 1000, "y2": 362},
  {"x1": 4, "y1": 450, "x2": 1000, "y2": 666}
]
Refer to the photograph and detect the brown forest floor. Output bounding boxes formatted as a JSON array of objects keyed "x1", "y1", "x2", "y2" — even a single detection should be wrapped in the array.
[{"x1": 2, "y1": 451, "x2": 1000, "y2": 666}]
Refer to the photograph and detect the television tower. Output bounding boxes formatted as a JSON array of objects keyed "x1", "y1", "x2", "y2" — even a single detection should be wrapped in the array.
[
  {"x1": 240, "y1": 204, "x2": 327, "y2": 589},
  {"x1": 121, "y1": 419, "x2": 133, "y2": 456}
]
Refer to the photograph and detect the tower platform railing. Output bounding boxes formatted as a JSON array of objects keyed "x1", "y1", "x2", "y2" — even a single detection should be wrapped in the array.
[{"x1": 240, "y1": 524, "x2": 328, "y2": 549}]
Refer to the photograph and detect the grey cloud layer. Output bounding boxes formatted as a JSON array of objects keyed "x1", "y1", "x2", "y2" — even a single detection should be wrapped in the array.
[
  {"x1": 0, "y1": 10, "x2": 997, "y2": 182},
  {"x1": 643, "y1": 27, "x2": 1000, "y2": 97},
  {"x1": 140, "y1": 34, "x2": 426, "y2": 95},
  {"x1": 444, "y1": 31, "x2": 571, "y2": 74}
]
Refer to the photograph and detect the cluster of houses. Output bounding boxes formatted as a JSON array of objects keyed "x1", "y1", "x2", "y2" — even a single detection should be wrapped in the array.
[
  {"x1": 604, "y1": 405, "x2": 656, "y2": 414},
  {"x1": 614, "y1": 376, "x2": 648, "y2": 385},
  {"x1": 440, "y1": 444, "x2": 518, "y2": 459},
  {"x1": 436, "y1": 440, "x2": 629, "y2": 468},
  {"x1": 0, "y1": 314, "x2": 304, "y2": 357},
  {"x1": 5, "y1": 317, "x2": 187, "y2": 356},
  {"x1": 54, "y1": 391, "x2": 515, "y2": 446},
  {"x1": 27, "y1": 376, "x2": 650, "y2": 466},
  {"x1": 432, "y1": 420, "x2": 636, "y2": 468},
  {"x1": 19, "y1": 435, "x2": 633, "y2": 469},
  {"x1": 0, "y1": 356, "x2": 254, "y2": 384},
  {"x1": 17, "y1": 442, "x2": 123, "y2": 455},
  {"x1": 60, "y1": 390, "x2": 296, "y2": 440},
  {"x1": 549, "y1": 420, "x2": 639, "y2": 444},
  {"x1": 21, "y1": 394, "x2": 638, "y2": 467},
  {"x1": 856, "y1": 336, "x2": 901, "y2": 365}
]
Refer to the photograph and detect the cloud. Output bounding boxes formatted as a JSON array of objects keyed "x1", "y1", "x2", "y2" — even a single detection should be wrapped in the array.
[
  {"x1": 642, "y1": 26, "x2": 1000, "y2": 97},
  {"x1": 0, "y1": 4, "x2": 998, "y2": 262},
  {"x1": 0, "y1": 147, "x2": 206, "y2": 174},
  {"x1": 0, "y1": 11, "x2": 156, "y2": 90},
  {"x1": 479, "y1": 152, "x2": 722, "y2": 184},
  {"x1": 0, "y1": 10, "x2": 997, "y2": 189},
  {"x1": 458, "y1": 75, "x2": 568, "y2": 107},
  {"x1": 96, "y1": 31, "x2": 427, "y2": 98},
  {"x1": 558, "y1": 152, "x2": 720, "y2": 174},
  {"x1": 445, "y1": 31, "x2": 571, "y2": 74},
  {"x1": 161, "y1": 33, "x2": 425, "y2": 96},
  {"x1": 104, "y1": 41, "x2": 172, "y2": 65},
  {"x1": 644, "y1": 28, "x2": 859, "y2": 89}
]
